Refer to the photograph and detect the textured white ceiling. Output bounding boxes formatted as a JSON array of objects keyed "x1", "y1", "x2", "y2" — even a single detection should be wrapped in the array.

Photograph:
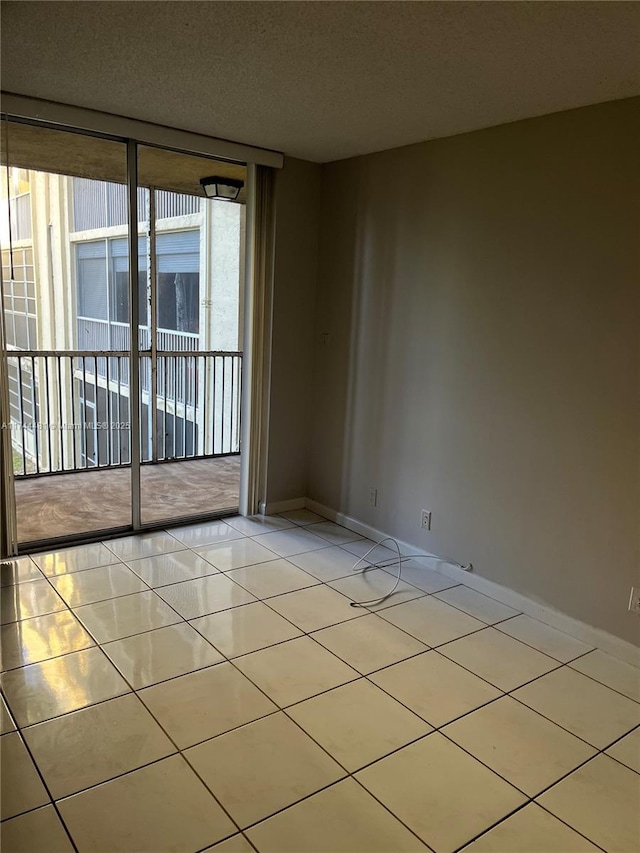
[{"x1": 2, "y1": 1, "x2": 639, "y2": 163}]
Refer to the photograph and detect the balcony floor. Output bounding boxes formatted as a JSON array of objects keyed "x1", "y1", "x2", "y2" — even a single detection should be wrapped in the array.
[{"x1": 15, "y1": 456, "x2": 241, "y2": 545}]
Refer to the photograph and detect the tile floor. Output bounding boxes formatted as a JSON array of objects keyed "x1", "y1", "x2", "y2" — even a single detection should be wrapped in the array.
[{"x1": 1, "y1": 511, "x2": 639, "y2": 853}]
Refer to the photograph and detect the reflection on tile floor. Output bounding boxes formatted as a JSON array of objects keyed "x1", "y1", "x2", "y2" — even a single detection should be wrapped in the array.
[{"x1": 1, "y1": 513, "x2": 639, "y2": 853}]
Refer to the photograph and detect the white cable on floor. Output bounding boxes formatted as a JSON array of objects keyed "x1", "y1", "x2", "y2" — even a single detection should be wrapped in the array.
[
  {"x1": 350, "y1": 536, "x2": 404, "y2": 608},
  {"x1": 349, "y1": 536, "x2": 474, "y2": 608}
]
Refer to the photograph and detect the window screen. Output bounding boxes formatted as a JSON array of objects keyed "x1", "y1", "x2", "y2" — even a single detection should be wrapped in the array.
[
  {"x1": 156, "y1": 230, "x2": 200, "y2": 333},
  {"x1": 76, "y1": 241, "x2": 108, "y2": 320},
  {"x1": 110, "y1": 236, "x2": 148, "y2": 325}
]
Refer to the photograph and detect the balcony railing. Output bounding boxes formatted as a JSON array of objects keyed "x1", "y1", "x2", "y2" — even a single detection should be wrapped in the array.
[
  {"x1": 6, "y1": 349, "x2": 242, "y2": 476},
  {"x1": 77, "y1": 318, "x2": 199, "y2": 354}
]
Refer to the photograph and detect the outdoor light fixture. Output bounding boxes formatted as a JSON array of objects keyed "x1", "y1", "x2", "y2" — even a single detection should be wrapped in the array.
[{"x1": 200, "y1": 176, "x2": 244, "y2": 201}]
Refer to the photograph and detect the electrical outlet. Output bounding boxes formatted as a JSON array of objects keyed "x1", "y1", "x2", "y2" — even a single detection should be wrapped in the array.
[
  {"x1": 369, "y1": 488, "x2": 378, "y2": 507},
  {"x1": 628, "y1": 587, "x2": 640, "y2": 615},
  {"x1": 421, "y1": 509, "x2": 431, "y2": 530}
]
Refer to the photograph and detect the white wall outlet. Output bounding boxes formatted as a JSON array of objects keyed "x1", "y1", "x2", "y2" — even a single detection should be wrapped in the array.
[
  {"x1": 369, "y1": 488, "x2": 378, "y2": 507},
  {"x1": 628, "y1": 587, "x2": 640, "y2": 615},
  {"x1": 421, "y1": 509, "x2": 431, "y2": 530}
]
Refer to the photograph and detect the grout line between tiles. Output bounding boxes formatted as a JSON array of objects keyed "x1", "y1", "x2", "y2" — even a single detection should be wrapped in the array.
[
  {"x1": 563, "y1": 658, "x2": 640, "y2": 704},
  {"x1": 528, "y1": 802, "x2": 609, "y2": 853},
  {"x1": 37, "y1": 638, "x2": 248, "y2": 847},
  {"x1": 454, "y1": 795, "x2": 609, "y2": 853},
  {"x1": 0, "y1": 728, "x2": 81, "y2": 852}
]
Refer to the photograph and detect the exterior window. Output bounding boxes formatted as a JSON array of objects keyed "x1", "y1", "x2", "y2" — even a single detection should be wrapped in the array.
[
  {"x1": 109, "y1": 237, "x2": 148, "y2": 326},
  {"x1": 111, "y1": 269, "x2": 148, "y2": 326},
  {"x1": 156, "y1": 231, "x2": 200, "y2": 333},
  {"x1": 76, "y1": 241, "x2": 108, "y2": 320},
  {"x1": 75, "y1": 230, "x2": 200, "y2": 334},
  {"x1": 2, "y1": 247, "x2": 37, "y2": 349}
]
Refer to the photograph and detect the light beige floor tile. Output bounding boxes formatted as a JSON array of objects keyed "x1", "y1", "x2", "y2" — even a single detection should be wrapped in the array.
[
  {"x1": 444, "y1": 696, "x2": 596, "y2": 796},
  {"x1": 356, "y1": 733, "x2": 525, "y2": 853},
  {"x1": 382, "y1": 559, "x2": 459, "y2": 593},
  {"x1": 197, "y1": 538, "x2": 280, "y2": 571},
  {"x1": 1, "y1": 609, "x2": 94, "y2": 671},
  {"x1": 538, "y1": 755, "x2": 640, "y2": 853},
  {"x1": 233, "y1": 636, "x2": 358, "y2": 706},
  {"x1": 1, "y1": 578, "x2": 66, "y2": 624},
  {"x1": 251, "y1": 527, "x2": 329, "y2": 558},
  {"x1": 125, "y1": 549, "x2": 220, "y2": 588},
  {"x1": 439, "y1": 627, "x2": 558, "y2": 690},
  {"x1": 104, "y1": 531, "x2": 184, "y2": 561},
  {"x1": 226, "y1": 558, "x2": 319, "y2": 599},
  {"x1": 306, "y1": 521, "x2": 363, "y2": 546},
  {"x1": 50, "y1": 562, "x2": 147, "y2": 607},
  {"x1": 370, "y1": 651, "x2": 502, "y2": 727},
  {"x1": 33, "y1": 543, "x2": 117, "y2": 576},
  {"x1": 329, "y1": 569, "x2": 426, "y2": 611},
  {"x1": 606, "y1": 727, "x2": 640, "y2": 773},
  {"x1": 23, "y1": 693, "x2": 175, "y2": 798},
  {"x1": 312, "y1": 613, "x2": 426, "y2": 674},
  {"x1": 278, "y1": 508, "x2": 326, "y2": 526},
  {"x1": 169, "y1": 519, "x2": 245, "y2": 547},
  {"x1": 1, "y1": 732, "x2": 49, "y2": 819},
  {"x1": 513, "y1": 667, "x2": 640, "y2": 748},
  {"x1": 1, "y1": 694, "x2": 15, "y2": 733},
  {"x1": 139, "y1": 662, "x2": 277, "y2": 748},
  {"x1": 74, "y1": 590, "x2": 181, "y2": 642},
  {"x1": 570, "y1": 649, "x2": 640, "y2": 702},
  {"x1": 1, "y1": 556, "x2": 43, "y2": 587},
  {"x1": 203, "y1": 835, "x2": 254, "y2": 853},
  {"x1": 246, "y1": 777, "x2": 427, "y2": 853},
  {"x1": 496, "y1": 614, "x2": 594, "y2": 662},
  {"x1": 225, "y1": 514, "x2": 295, "y2": 535},
  {"x1": 462, "y1": 803, "x2": 600, "y2": 852},
  {"x1": 288, "y1": 679, "x2": 432, "y2": 771},
  {"x1": 266, "y1": 585, "x2": 360, "y2": 632},
  {"x1": 185, "y1": 711, "x2": 345, "y2": 827},
  {"x1": 58, "y1": 755, "x2": 235, "y2": 853},
  {"x1": 287, "y1": 545, "x2": 369, "y2": 582},
  {"x1": 1, "y1": 647, "x2": 130, "y2": 726},
  {"x1": 434, "y1": 586, "x2": 520, "y2": 624},
  {"x1": 103, "y1": 622, "x2": 224, "y2": 688},
  {"x1": 191, "y1": 601, "x2": 302, "y2": 658},
  {"x1": 0, "y1": 806, "x2": 75, "y2": 853},
  {"x1": 155, "y1": 574, "x2": 256, "y2": 619},
  {"x1": 379, "y1": 596, "x2": 485, "y2": 646}
]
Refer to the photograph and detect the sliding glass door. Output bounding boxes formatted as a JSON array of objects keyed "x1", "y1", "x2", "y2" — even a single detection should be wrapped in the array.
[{"x1": 1, "y1": 119, "x2": 246, "y2": 548}]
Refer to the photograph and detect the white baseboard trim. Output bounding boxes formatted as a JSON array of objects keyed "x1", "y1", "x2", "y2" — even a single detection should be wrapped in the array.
[
  {"x1": 305, "y1": 498, "x2": 640, "y2": 668},
  {"x1": 305, "y1": 499, "x2": 437, "y2": 558},
  {"x1": 261, "y1": 497, "x2": 306, "y2": 515}
]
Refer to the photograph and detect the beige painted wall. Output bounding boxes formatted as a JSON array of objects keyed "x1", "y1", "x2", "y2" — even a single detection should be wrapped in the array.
[
  {"x1": 265, "y1": 156, "x2": 322, "y2": 502},
  {"x1": 309, "y1": 98, "x2": 640, "y2": 644}
]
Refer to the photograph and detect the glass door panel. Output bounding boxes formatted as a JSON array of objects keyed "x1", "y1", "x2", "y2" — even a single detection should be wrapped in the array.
[
  {"x1": 1, "y1": 120, "x2": 132, "y2": 545},
  {"x1": 136, "y1": 146, "x2": 246, "y2": 525}
]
